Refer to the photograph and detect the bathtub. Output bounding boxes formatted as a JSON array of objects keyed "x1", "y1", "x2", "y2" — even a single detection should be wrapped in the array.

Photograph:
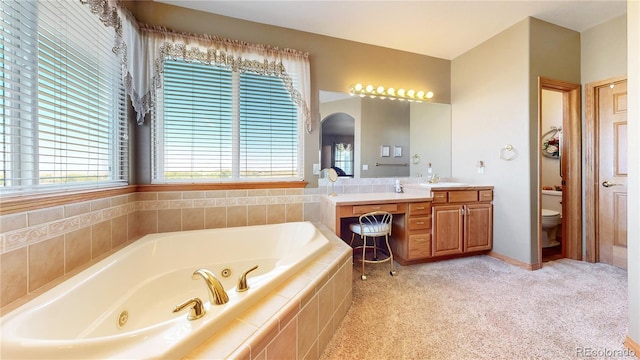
[{"x1": 1, "y1": 222, "x2": 331, "y2": 359}]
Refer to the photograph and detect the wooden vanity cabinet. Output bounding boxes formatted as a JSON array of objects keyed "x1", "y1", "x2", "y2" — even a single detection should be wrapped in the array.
[
  {"x1": 432, "y1": 189, "x2": 493, "y2": 257},
  {"x1": 390, "y1": 201, "x2": 432, "y2": 262}
]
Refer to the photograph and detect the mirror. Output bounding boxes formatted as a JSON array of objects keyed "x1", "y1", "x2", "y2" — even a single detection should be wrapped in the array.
[{"x1": 320, "y1": 90, "x2": 452, "y2": 179}]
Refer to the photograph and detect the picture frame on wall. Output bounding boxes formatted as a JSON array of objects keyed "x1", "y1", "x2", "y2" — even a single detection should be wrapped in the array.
[
  {"x1": 381, "y1": 145, "x2": 390, "y2": 157},
  {"x1": 394, "y1": 146, "x2": 402, "y2": 157}
]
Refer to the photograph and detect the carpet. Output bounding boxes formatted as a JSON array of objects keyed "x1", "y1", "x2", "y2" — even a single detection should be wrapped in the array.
[{"x1": 319, "y1": 255, "x2": 631, "y2": 359}]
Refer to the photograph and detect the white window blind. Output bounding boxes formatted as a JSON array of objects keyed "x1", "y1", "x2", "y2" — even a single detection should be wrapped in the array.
[
  {"x1": 154, "y1": 59, "x2": 301, "y2": 182},
  {"x1": 1, "y1": 0, "x2": 127, "y2": 195}
]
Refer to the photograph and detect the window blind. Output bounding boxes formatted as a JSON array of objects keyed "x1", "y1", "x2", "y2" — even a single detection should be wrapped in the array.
[
  {"x1": 1, "y1": 0, "x2": 127, "y2": 195},
  {"x1": 155, "y1": 59, "x2": 301, "y2": 182}
]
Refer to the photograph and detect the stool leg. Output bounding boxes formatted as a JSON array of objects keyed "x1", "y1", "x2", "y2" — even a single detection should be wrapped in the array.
[
  {"x1": 350, "y1": 232, "x2": 355, "y2": 247},
  {"x1": 361, "y1": 235, "x2": 367, "y2": 280},
  {"x1": 385, "y1": 234, "x2": 396, "y2": 276}
]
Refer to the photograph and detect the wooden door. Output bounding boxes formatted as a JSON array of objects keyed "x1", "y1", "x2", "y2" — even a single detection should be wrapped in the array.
[
  {"x1": 597, "y1": 79, "x2": 628, "y2": 268},
  {"x1": 432, "y1": 205, "x2": 463, "y2": 256},
  {"x1": 464, "y1": 204, "x2": 493, "y2": 252}
]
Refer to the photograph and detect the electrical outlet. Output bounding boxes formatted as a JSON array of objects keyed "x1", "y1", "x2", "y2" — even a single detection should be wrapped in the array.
[
  {"x1": 313, "y1": 163, "x2": 320, "y2": 175},
  {"x1": 362, "y1": 164, "x2": 369, "y2": 171}
]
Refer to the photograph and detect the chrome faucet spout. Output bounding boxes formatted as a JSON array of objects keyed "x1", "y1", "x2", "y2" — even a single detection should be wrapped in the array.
[
  {"x1": 192, "y1": 269, "x2": 229, "y2": 305},
  {"x1": 428, "y1": 173, "x2": 440, "y2": 183}
]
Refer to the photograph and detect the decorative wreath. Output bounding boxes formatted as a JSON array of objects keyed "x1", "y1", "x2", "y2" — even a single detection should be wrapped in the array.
[{"x1": 542, "y1": 136, "x2": 560, "y2": 159}]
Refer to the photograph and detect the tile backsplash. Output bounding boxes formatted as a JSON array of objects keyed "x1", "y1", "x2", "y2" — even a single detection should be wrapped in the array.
[{"x1": 0, "y1": 188, "x2": 322, "y2": 309}]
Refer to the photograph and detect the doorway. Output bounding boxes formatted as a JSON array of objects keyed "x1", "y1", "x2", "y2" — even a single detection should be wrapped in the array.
[
  {"x1": 585, "y1": 76, "x2": 628, "y2": 268},
  {"x1": 537, "y1": 77, "x2": 582, "y2": 266}
]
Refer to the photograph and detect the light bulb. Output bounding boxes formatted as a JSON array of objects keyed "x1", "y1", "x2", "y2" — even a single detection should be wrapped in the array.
[
  {"x1": 426, "y1": 91, "x2": 434, "y2": 99},
  {"x1": 417, "y1": 91, "x2": 425, "y2": 98},
  {"x1": 407, "y1": 89, "x2": 415, "y2": 97},
  {"x1": 365, "y1": 84, "x2": 374, "y2": 93},
  {"x1": 354, "y1": 83, "x2": 363, "y2": 91},
  {"x1": 387, "y1": 88, "x2": 395, "y2": 95},
  {"x1": 398, "y1": 88, "x2": 405, "y2": 96},
  {"x1": 377, "y1": 86, "x2": 385, "y2": 94}
]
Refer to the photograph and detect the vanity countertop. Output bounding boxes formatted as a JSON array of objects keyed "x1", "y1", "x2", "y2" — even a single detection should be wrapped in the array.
[{"x1": 321, "y1": 192, "x2": 432, "y2": 206}]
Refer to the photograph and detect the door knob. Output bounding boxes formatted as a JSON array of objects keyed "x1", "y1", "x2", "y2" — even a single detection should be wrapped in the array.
[{"x1": 602, "y1": 181, "x2": 620, "y2": 188}]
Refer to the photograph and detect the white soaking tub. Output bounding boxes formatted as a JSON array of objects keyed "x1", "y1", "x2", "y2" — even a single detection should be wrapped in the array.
[{"x1": 1, "y1": 222, "x2": 330, "y2": 359}]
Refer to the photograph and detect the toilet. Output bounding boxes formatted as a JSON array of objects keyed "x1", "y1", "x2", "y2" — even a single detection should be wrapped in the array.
[{"x1": 541, "y1": 190, "x2": 562, "y2": 248}]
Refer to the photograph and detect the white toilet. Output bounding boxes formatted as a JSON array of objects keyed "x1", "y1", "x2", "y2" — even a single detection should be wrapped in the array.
[{"x1": 541, "y1": 190, "x2": 562, "y2": 248}]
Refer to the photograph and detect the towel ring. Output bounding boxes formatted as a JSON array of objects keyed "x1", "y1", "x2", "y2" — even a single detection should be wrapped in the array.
[{"x1": 500, "y1": 144, "x2": 517, "y2": 161}]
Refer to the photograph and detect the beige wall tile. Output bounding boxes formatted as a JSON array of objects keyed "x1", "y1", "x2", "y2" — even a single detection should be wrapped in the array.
[
  {"x1": 298, "y1": 296, "x2": 319, "y2": 358},
  {"x1": 137, "y1": 210, "x2": 158, "y2": 236},
  {"x1": 248, "y1": 205, "x2": 267, "y2": 226},
  {"x1": 318, "y1": 316, "x2": 335, "y2": 358},
  {"x1": 248, "y1": 318, "x2": 279, "y2": 356},
  {"x1": 248, "y1": 189, "x2": 267, "y2": 197},
  {"x1": 112, "y1": 215, "x2": 128, "y2": 248},
  {"x1": 92, "y1": 220, "x2": 112, "y2": 259},
  {"x1": 136, "y1": 192, "x2": 158, "y2": 201},
  {"x1": 267, "y1": 189, "x2": 286, "y2": 196},
  {"x1": 182, "y1": 208, "x2": 205, "y2": 231},
  {"x1": 64, "y1": 202, "x2": 91, "y2": 217},
  {"x1": 228, "y1": 190, "x2": 248, "y2": 198},
  {"x1": 286, "y1": 203, "x2": 303, "y2": 222},
  {"x1": 90, "y1": 198, "x2": 111, "y2": 211},
  {"x1": 1, "y1": 213, "x2": 27, "y2": 233},
  {"x1": 266, "y1": 318, "x2": 297, "y2": 360},
  {"x1": 205, "y1": 207, "x2": 226, "y2": 229},
  {"x1": 318, "y1": 280, "x2": 334, "y2": 332},
  {"x1": 303, "y1": 202, "x2": 320, "y2": 222},
  {"x1": 182, "y1": 191, "x2": 205, "y2": 199},
  {"x1": 227, "y1": 206, "x2": 247, "y2": 227},
  {"x1": 65, "y1": 227, "x2": 91, "y2": 272},
  {"x1": 110, "y1": 194, "x2": 129, "y2": 206},
  {"x1": 158, "y1": 209, "x2": 182, "y2": 233},
  {"x1": 29, "y1": 236, "x2": 64, "y2": 291},
  {"x1": 267, "y1": 204, "x2": 285, "y2": 224},
  {"x1": 301, "y1": 340, "x2": 318, "y2": 360},
  {"x1": 1, "y1": 247, "x2": 28, "y2": 307},
  {"x1": 157, "y1": 191, "x2": 182, "y2": 200},
  {"x1": 28, "y1": 207, "x2": 64, "y2": 226}
]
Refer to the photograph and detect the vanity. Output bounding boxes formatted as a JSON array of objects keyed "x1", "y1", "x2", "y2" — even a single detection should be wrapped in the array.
[{"x1": 320, "y1": 185, "x2": 494, "y2": 265}]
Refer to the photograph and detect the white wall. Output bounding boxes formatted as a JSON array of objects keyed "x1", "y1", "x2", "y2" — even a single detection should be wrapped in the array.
[
  {"x1": 451, "y1": 19, "x2": 532, "y2": 264},
  {"x1": 626, "y1": 0, "x2": 640, "y2": 348}
]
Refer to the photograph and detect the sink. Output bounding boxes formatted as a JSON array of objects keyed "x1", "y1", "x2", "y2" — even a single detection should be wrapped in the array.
[{"x1": 403, "y1": 182, "x2": 468, "y2": 195}]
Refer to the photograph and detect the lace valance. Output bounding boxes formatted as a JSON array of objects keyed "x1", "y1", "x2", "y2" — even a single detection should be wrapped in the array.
[{"x1": 81, "y1": 0, "x2": 311, "y2": 132}]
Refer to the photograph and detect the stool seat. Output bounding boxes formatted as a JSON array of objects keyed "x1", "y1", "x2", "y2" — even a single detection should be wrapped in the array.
[{"x1": 349, "y1": 211, "x2": 396, "y2": 280}]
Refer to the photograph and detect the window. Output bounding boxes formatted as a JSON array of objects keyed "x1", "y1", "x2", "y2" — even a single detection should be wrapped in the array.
[
  {"x1": 1, "y1": 0, "x2": 127, "y2": 195},
  {"x1": 333, "y1": 143, "x2": 353, "y2": 176},
  {"x1": 153, "y1": 59, "x2": 302, "y2": 182}
]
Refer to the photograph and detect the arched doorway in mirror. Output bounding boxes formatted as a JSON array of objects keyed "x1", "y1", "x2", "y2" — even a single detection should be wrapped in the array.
[{"x1": 321, "y1": 112, "x2": 355, "y2": 177}]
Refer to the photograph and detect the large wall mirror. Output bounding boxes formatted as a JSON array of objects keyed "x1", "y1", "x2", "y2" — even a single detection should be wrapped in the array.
[{"x1": 320, "y1": 90, "x2": 452, "y2": 179}]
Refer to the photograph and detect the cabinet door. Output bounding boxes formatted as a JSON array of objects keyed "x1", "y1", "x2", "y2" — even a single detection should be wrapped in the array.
[
  {"x1": 432, "y1": 205, "x2": 464, "y2": 256},
  {"x1": 464, "y1": 204, "x2": 493, "y2": 252}
]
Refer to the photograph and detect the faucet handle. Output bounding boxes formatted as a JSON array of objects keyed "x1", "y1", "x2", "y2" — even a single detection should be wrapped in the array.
[
  {"x1": 237, "y1": 265, "x2": 259, "y2": 292},
  {"x1": 173, "y1": 297, "x2": 206, "y2": 320}
]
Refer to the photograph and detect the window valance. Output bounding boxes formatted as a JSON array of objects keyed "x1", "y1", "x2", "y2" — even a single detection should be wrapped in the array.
[{"x1": 82, "y1": 0, "x2": 311, "y2": 131}]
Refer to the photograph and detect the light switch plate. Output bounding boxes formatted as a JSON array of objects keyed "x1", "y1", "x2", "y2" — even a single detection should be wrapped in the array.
[{"x1": 313, "y1": 163, "x2": 320, "y2": 175}]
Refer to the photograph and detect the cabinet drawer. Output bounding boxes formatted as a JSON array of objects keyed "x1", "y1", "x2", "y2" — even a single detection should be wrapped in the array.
[
  {"x1": 480, "y1": 190, "x2": 493, "y2": 202},
  {"x1": 352, "y1": 203, "x2": 398, "y2": 215},
  {"x1": 408, "y1": 233, "x2": 431, "y2": 259},
  {"x1": 408, "y1": 216, "x2": 431, "y2": 230},
  {"x1": 409, "y1": 202, "x2": 431, "y2": 215},
  {"x1": 432, "y1": 191, "x2": 447, "y2": 203},
  {"x1": 449, "y1": 190, "x2": 478, "y2": 203}
]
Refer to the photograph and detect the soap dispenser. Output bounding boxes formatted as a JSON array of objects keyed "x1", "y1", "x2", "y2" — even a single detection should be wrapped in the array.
[{"x1": 394, "y1": 179, "x2": 403, "y2": 193}]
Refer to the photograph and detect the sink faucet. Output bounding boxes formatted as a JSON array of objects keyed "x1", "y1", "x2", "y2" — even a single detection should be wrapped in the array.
[
  {"x1": 428, "y1": 173, "x2": 440, "y2": 183},
  {"x1": 192, "y1": 269, "x2": 229, "y2": 305}
]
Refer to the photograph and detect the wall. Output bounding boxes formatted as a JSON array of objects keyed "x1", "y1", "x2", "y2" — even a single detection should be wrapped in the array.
[
  {"x1": 581, "y1": 15, "x2": 628, "y2": 85},
  {"x1": 451, "y1": 18, "x2": 531, "y2": 264},
  {"x1": 409, "y1": 102, "x2": 452, "y2": 179},
  {"x1": 626, "y1": 0, "x2": 640, "y2": 349},
  {"x1": 123, "y1": 1, "x2": 451, "y2": 188},
  {"x1": 451, "y1": 17, "x2": 580, "y2": 265}
]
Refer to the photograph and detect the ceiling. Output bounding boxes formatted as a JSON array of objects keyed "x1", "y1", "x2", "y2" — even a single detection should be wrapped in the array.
[{"x1": 154, "y1": 0, "x2": 627, "y2": 60}]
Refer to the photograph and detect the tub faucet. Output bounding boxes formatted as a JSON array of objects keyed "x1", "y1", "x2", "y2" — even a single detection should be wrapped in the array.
[
  {"x1": 192, "y1": 269, "x2": 229, "y2": 305},
  {"x1": 237, "y1": 265, "x2": 259, "y2": 292}
]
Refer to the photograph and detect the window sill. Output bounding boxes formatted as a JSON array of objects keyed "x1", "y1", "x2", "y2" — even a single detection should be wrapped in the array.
[{"x1": 137, "y1": 181, "x2": 308, "y2": 192}]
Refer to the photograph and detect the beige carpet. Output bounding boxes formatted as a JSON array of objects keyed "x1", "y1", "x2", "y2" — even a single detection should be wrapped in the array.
[{"x1": 319, "y1": 255, "x2": 631, "y2": 360}]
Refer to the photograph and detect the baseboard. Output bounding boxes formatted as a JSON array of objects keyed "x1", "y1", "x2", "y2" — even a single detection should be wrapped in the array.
[
  {"x1": 488, "y1": 251, "x2": 541, "y2": 270},
  {"x1": 625, "y1": 336, "x2": 640, "y2": 358}
]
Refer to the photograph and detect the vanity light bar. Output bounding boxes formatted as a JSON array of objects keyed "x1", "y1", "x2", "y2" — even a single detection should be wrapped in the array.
[{"x1": 349, "y1": 83, "x2": 434, "y2": 102}]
